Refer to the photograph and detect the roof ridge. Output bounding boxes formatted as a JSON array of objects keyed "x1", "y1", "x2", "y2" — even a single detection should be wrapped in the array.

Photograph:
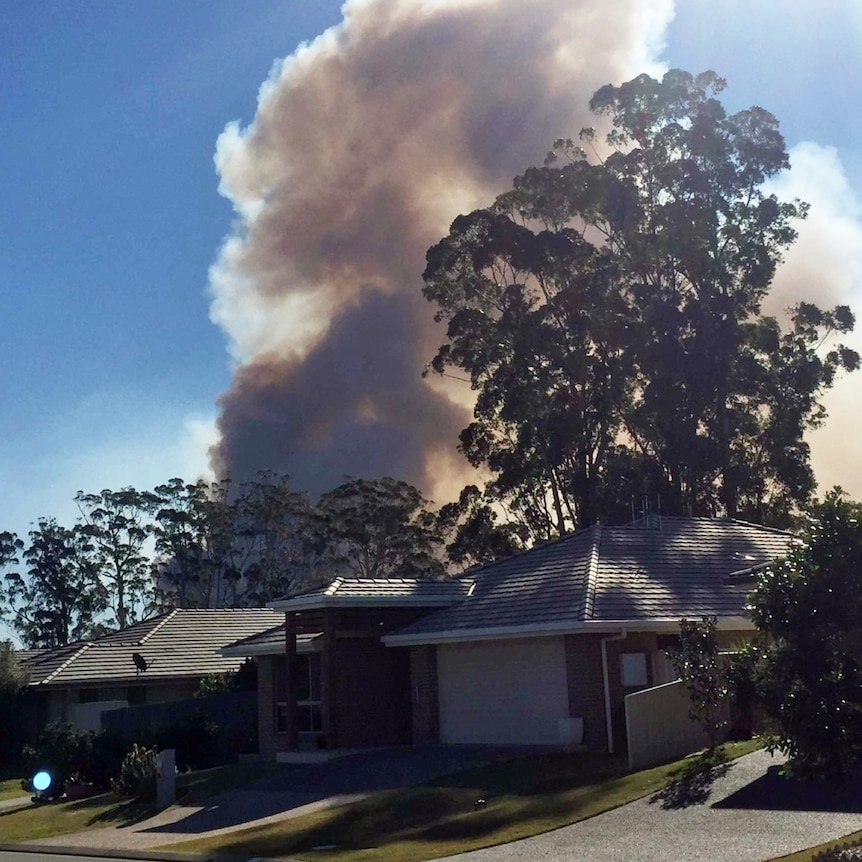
[
  {"x1": 584, "y1": 523, "x2": 602, "y2": 620},
  {"x1": 458, "y1": 525, "x2": 590, "y2": 580},
  {"x1": 139, "y1": 609, "x2": 178, "y2": 644},
  {"x1": 325, "y1": 577, "x2": 344, "y2": 596},
  {"x1": 725, "y1": 517, "x2": 795, "y2": 536},
  {"x1": 42, "y1": 643, "x2": 89, "y2": 685}
]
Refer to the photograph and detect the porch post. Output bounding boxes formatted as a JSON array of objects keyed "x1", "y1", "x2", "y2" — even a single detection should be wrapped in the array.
[
  {"x1": 285, "y1": 611, "x2": 298, "y2": 749},
  {"x1": 321, "y1": 608, "x2": 338, "y2": 749}
]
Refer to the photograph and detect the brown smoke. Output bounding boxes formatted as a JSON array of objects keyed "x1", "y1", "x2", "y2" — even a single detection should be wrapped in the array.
[{"x1": 208, "y1": 0, "x2": 674, "y2": 499}]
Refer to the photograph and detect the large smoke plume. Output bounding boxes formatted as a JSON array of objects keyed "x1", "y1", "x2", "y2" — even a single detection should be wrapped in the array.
[
  {"x1": 209, "y1": 0, "x2": 672, "y2": 500},
  {"x1": 209, "y1": 0, "x2": 862, "y2": 504}
]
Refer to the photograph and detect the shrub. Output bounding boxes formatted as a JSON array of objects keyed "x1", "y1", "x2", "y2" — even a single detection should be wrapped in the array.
[
  {"x1": 21, "y1": 722, "x2": 92, "y2": 790},
  {"x1": 670, "y1": 616, "x2": 728, "y2": 750},
  {"x1": 750, "y1": 490, "x2": 862, "y2": 780},
  {"x1": 112, "y1": 744, "x2": 157, "y2": 801},
  {"x1": 87, "y1": 730, "x2": 132, "y2": 789}
]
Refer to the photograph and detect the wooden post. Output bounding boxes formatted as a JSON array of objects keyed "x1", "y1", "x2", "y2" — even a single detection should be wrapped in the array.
[
  {"x1": 285, "y1": 611, "x2": 298, "y2": 749},
  {"x1": 321, "y1": 608, "x2": 338, "y2": 749}
]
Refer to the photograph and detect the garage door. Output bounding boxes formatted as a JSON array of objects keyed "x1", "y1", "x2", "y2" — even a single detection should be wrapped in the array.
[{"x1": 437, "y1": 637, "x2": 569, "y2": 745}]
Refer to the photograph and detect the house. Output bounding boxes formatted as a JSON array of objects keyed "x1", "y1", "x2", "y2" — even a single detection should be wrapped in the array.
[
  {"x1": 21, "y1": 608, "x2": 283, "y2": 731},
  {"x1": 222, "y1": 517, "x2": 792, "y2": 759}
]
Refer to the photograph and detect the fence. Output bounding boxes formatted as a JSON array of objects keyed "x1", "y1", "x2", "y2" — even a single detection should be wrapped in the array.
[
  {"x1": 101, "y1": 690, "x2": 257, "y2": 766},
  {"x1": 625, "y1": 680, "x2": 730, "y2": 771}
]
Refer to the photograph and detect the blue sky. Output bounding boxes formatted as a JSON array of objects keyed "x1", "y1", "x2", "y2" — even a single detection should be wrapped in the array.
[{"x1": 2, "y1": 1, "x2": 861, "y2": 640}]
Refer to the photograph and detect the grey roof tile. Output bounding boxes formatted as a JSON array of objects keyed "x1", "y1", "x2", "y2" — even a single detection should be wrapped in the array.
[
  {"x1": 271, "y1": 577, "x2": 472, "y2": 607},
  {"x1": 220, "y1": 623, "x2": 321, "y2": 656},
  {"x1": 25, "y1": 608, "x2": 283, "y2": 688},
  {"x1": 390, "y1": 517, "x2": 793, "y2": 639}
]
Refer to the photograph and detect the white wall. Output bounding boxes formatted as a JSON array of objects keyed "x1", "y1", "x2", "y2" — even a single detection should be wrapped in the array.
[{"x1": 625, "y1": 680, "x2": 730, "y2": 770}]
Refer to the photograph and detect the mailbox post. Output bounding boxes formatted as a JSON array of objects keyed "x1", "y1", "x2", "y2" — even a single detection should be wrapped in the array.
[{"x1": 155, "y1": 748, "x2": 176, "y2": 809}]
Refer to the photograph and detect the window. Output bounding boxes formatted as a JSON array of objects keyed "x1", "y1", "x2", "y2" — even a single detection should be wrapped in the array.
[
  {"x1": 297, "y1": 653, "x2": 322, "y2": 734},
  {"x1": 620, "y1": 652, "x2": 649, "y2": 687},
  {"x1": 78, "y1": 688, "x2": 102, "y2": 704},
  {"x1": 275, "y1": 653, "x2": 323, "y2": 734}
]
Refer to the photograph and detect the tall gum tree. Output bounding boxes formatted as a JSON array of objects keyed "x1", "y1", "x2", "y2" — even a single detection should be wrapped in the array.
[{"x1": 423, "y1": 70, "x2": 858, "y2": 532}]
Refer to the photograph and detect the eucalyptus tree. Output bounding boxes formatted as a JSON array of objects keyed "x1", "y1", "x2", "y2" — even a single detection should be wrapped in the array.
[
  {"x1": 2, "y1": 519, "x2": 105, "y2": 647},
  {"x1": 318, "y1": 477, "x2": 445, "y2": 579},
  {"x1": 75, "y1": 487, "x2": 158, "y2": 628},
  {"x1": 233, "y1": 471, "x2": 327, "y2": 604},
  {"x1": 151, "y1": 478, "x2": 242, "y2": 609},
  {"x1": 424, "y1": 69, "x2": 857, "y2": 530}
]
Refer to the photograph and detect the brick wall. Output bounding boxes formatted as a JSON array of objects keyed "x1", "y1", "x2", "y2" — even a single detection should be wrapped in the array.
[
  {"x1": 333, "y1": 635, "x2": 412, "y2": 747},
  {"x1": 409, "y1": 645, "x2": 439, "y2": 745},
  {"x1": 257, "y1": 655, "x2": 276, "y2": 758},
  {"x1": 564, "y1": 634, "x2": 610, "y2": 750}
]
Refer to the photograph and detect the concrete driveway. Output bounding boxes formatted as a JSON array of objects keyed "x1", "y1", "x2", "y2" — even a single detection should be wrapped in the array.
[
  {"x1": 433, "y1": 749, "x2": 862, "y2": 862},
  {"x1": 25, "y1": 745, "x2": 527, "y2": 853}
]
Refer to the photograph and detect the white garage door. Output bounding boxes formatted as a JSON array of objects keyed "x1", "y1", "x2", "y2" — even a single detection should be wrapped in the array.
[{"x1": 437, "y1": 637, "x2": 569, "y2": 745}]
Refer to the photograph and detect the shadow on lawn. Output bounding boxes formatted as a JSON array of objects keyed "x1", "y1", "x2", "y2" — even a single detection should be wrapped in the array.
[{"x1": 649, "y1": 748, "x2": 731, "y2": 810}]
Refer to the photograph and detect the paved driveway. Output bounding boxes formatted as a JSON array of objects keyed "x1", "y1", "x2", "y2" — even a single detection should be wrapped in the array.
[
  {"x1": 25, "y1": 745, "x2": 528, "y2": 852},
  {"x1": 433, "y1": 749, "x2": 862, "y2": 862}
]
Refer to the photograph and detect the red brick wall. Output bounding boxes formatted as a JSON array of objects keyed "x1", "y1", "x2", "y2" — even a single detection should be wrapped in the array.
[
  {"x1": 564, "y1": 634, "x2": 611, "y2": 750},
  {"x1": 257, "y1": 656, "x2": 276, "y2": 758},
  {"x1": 333, "y1": 635, "x2": 412, "y2": 747},
  {"x1": 409, "y1": 645, "x2": 439, "y2": 745}
]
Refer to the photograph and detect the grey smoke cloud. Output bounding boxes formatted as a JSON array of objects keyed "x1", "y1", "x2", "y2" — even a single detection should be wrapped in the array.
[{"x1": 209, "y1": 0, "x2": 673, "y2": 499}]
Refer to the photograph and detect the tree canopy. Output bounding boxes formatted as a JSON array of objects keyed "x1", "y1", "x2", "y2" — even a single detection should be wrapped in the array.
[
  {"x1": 749, "y1": 490, "x2": 862, "y2": 780},
  {"x1": 2, "y1": 519, "x2": 106, "y2": 648},
  {"x1": 1, "y1": 473, "x2": 456, "y2": 640},
  {"x1": 424, "y1": 69, "x2": 858, "y2": 534}
]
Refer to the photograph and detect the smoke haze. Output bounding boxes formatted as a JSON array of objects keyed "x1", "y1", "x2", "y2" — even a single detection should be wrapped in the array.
[
  {"x1": 208, "y1": 0, "x2": 862, "y2": 505},
  {"x1": 209, "y1": 0, "x2": 672, "y2": 500}
]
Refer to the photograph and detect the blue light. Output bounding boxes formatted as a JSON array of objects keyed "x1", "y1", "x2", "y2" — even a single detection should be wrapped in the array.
[{"x1": 33, "y1": 771, "x2": 52, "y2": 792}]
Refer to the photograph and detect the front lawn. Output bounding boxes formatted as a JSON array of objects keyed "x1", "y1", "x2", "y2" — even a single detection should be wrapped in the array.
[
  {"x1": 0, "y1": 793, "x2": 138, "y2": 844},
  {"x1": 166, "y1": 739, "x2": 762, "y2": 862},
  {"x1": 0, "y1": 760, "x2": 291, "y2": 845},
  {"x1": 0, "y1": 777, "x2": 28, "y2": 802}
]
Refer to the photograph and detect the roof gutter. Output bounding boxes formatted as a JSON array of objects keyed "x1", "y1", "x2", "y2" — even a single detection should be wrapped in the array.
[
  {"x1": 601, "y1": 630, "x2": 627, "y2": 754},
  {"x1": 382, "y1": 616, "x2": 754, "y2": 647}
]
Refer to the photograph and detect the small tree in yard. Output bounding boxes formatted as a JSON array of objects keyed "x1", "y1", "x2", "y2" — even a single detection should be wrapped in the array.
[
  {"x1": 670, "y1": 616, "x2": 728, "y2": 750},
  {"x1": 749, "y1": 490, "x2": 862, "y2": 781}
]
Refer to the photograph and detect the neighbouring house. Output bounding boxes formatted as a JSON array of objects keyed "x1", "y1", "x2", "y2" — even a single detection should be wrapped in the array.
[
  {"x1": 20, "y1": 608, "x2": 283, "y2": 731},
  {"x1": 223, "y1": 516, "x2": 793, "y2": 760}
]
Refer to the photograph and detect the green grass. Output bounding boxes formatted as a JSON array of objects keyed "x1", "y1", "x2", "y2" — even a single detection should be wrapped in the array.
[
  {"x1": 165, "y1": 739, "x2": 763, "y2": 862},
  {"x1": 764, "y1": 829, "x2": 862, "y2": 862},
  {"x1": 0, "y1": 793, "x2": 143, "y2": 844},
  {"x1": 0, "y1": 760, "x2": 292, "y2": 845},
  {"x1": 0, "y1": 778, "x2": 28, "y2": 801}
]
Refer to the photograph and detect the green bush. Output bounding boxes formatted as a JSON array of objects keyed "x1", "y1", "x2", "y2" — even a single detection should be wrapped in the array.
[
  {"x1": 87, "y1": 730, "x2": 132, "y2": 789},
  {"x1": 21, "y1": 722, "x2": 92, "y2": 789},
  {"x1": 811, "y1": 837, "x2": 862, "y2": 860},
  {"x1": 112, "y1": 743, "x2": 157, "y2": 801}
]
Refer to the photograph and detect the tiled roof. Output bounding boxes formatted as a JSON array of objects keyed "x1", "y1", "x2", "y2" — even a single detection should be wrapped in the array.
[
  {"x1": 591, "y1": 518, "x2": 792, "y2": 621},
  {"x1": 269, "y1": 577, "x2": 472, "y2": 609},
  {"x1": 220, "y1": 624, "x2": 322, "y2": 656},
  {"x1": 23, "y1": 608, "x2": 283, "y2": 688},
  {"x1": 388, "y1": 517, "x2": 793, "y2": 641}
]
